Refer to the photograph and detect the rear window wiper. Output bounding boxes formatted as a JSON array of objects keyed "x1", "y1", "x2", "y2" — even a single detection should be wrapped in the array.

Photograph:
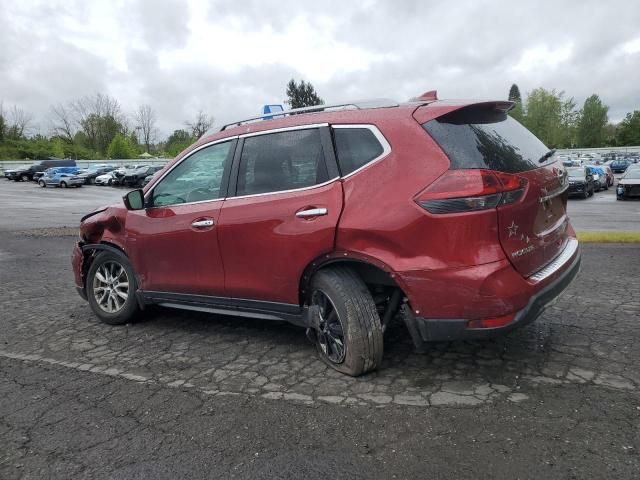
[{"x1": 538, "y1": 149, "x2": 556, "y2": 163}]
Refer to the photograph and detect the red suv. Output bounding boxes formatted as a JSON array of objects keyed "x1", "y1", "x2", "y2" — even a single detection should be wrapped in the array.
[{"x1": 72, "y1": 92, "x2": 581, "y2": 376}]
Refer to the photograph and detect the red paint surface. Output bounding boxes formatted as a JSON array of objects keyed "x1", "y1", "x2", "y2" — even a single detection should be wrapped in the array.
[{"x1": 73, "y1": 99, "x2": 578, "y2": 325}]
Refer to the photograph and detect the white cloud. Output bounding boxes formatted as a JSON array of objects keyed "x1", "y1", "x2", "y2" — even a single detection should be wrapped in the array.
[
  {"x1": 513, "y1": 44, "x2": 574, "y2": 73},
  {"x1": 1, "y1": 0, "x2": 639, "y2": 135}
]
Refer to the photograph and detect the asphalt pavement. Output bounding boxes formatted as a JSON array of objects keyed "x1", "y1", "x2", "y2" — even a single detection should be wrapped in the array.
[{"x1": 0, "y1": 184, "x2": 639, "y2": 478}]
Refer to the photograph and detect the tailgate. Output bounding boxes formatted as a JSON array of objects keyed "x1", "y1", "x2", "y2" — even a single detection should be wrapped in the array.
[
  {"x1": 420, "y1": 102, "x2": 571, "y2": 277},
  {"x1": 497, "y1": 161, "x2": 569, "y2": 277}
]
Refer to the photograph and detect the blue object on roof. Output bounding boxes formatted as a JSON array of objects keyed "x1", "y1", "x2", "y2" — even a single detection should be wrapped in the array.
[{"x1": 262, "y1": 104, "x2": 284, "y2": 120}]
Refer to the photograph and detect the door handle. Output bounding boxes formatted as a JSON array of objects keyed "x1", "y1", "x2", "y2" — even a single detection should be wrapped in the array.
[
  {"x1": 191, "y1": 219, "x2": 214, "y2": 228},
  {"x1": 295, "y1": 207, "x2": 328, "y2": 218}
]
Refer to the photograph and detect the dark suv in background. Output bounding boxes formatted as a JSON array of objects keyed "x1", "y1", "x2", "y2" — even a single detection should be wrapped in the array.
[
  {"x1": 122, "y1": 165, "x2": 164, "y2": 187},
  {"x1": 73, "y1": 92, "x2": 580, "y2": 376},
  {"x1": 7, "y1": 158, "x2": 76, "y2": 181},
  {"x1": 567, "y1": 166, "x2": 595, "y2": 198}
]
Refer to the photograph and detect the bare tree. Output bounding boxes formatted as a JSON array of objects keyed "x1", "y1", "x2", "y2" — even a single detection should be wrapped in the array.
[
  {"x1": 6, "y1": 105, "x2": 33, "y2": 139},
  {"x1": 134, "y1": 104, "x2": 156, "y2": 152},
  {"x1": 50, "y1": 103, "x2": 76, "y2": 143},
  {"x1": 185, "y1": 110, "x2": 214, "y2": 138},
  {"x1": 0, "y1": 102, "x2": 6, "y2": 142},
  {"x1": 71, "y1": 93, "x2": 125, "y2": 154}
]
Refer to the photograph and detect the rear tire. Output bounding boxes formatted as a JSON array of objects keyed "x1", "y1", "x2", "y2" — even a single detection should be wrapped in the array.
[
  {"x1": 21, "y1": 174, "x2": 29, "y2": 182},
  {"x1": 309, "y1": 267, "x2": 383, "y2": 376},
  {"x1": 86, "y1": 251, "x2": 139, "y2": 325}
]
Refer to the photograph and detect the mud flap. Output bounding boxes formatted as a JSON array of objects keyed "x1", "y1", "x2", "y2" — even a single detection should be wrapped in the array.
[{"x1": 400, "y1": 304, "x2": 430, "y2": 354}]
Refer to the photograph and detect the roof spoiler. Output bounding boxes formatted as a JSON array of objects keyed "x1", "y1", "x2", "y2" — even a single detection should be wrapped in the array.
[{"x1": 410, "y1": 90, "x2": 438, "y2": 102}]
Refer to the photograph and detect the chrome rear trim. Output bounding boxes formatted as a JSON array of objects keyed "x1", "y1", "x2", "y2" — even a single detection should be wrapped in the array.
[{"x1": 528, "y1": 238, "x2": 579, "y2": 282}]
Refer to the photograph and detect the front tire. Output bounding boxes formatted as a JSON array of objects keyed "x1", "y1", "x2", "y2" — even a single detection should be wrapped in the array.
[
  {"x1": 60, "y1": 181, "x2": 67, "y2": 188},
  {"x1": 309, "y1": 267, "x2": 383, "y2": 376},
  {"x1": 86, "y1": 251, "x2": 139, "y2": 325},
  {"x1": 39, "y1": 180, "x2": 46, "y2": 188}
]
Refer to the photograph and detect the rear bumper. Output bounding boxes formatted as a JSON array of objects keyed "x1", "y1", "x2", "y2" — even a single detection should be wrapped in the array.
[{"x1": 398, "y1": 238, "x2": 581, "y2": 343}]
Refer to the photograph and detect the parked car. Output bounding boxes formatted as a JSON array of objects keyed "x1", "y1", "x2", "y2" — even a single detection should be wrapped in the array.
[
  {"x1": 4, "y1": 166, "x2": 29, "y2": 179},
  {"x1": 122, "y1": 165, "x2": 164, "y2": 187},
  {"x1": 95, "y1": 171, "x2": 117, "y2": 186},
  {"x1": 72, "y1": 94, "x2": 581, "y2": 376},
  {"x1": 587, "y1": 165, "x2": 608, "y2": 191},
  {"x1": 39, "y1": 167, "x2": 84, "y2": 188},
  {"x1": 601, "y1": 165, "x2": 614, "y2": 187},
  {"x1": 567, "y1": 166, "x2": 595, "y2": 198},
  {"x1": 7, "y1": 158, "x2": 76, "y2": 181},
  {"x1": 616, "y1": 168, "x2": 640, "y2": 200},
  {"x1": 77, "y1": 165, "x2": 116, "y2": 185},
  {"x1": 112, "y1": 165, "x2": 146, "y2": 186},
  {"x1": 610, "y1": 159, "x2": 633, "y2": 173}
]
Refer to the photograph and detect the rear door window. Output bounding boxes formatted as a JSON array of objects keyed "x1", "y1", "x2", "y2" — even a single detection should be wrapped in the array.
[
  {"x1": 236, "y1": 128, "x2": 328, "y2": 196},
  {"x1": 423, "y1": 106, "x2": 551, "y2": 173},
  {"x1": 333, "y1": 127, "x2": 384, "y2": 175}
]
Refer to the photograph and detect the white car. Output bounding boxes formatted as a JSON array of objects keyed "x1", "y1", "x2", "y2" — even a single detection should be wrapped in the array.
[{"x1": 95, "y1": 171, "x2": 116, "y2": 186}]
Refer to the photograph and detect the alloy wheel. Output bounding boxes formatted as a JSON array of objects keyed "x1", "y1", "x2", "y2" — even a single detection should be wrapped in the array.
[
  {"x1": 92, "y1": 261, "x2": 129, "y2": 314},
  {"x1": 311, "y1": 289, "x2": 346, "y2": 364}
]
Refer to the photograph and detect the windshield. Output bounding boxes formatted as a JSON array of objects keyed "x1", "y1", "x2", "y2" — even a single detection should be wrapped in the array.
[
  {"x1": 423, "y1": 106, "x2": 551, "y2": 173},
  {"x1": 623, "y1": 170, "x2": 640, "y2": 179},
  {"x1": 567, "y1": 167, "x2": 584, "y2": 177}
]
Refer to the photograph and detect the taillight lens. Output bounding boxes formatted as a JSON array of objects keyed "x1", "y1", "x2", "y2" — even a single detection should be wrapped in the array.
[{"x1": 416, "y1": 169, "x2": 527, "y2": 214}]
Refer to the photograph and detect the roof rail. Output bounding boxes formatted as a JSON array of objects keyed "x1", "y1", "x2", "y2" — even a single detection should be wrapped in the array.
[{"x1": 219, "y1": 98, "x2": 399, "y2": 131}]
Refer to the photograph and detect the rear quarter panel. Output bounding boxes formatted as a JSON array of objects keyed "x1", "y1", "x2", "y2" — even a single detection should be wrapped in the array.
[{"x1": 335, "y1": 113, "x2": 506, "y2": 273}]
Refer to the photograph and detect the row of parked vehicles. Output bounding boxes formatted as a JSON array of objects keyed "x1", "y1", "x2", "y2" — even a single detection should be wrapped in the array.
[
  {"x1": 565, "y1": 164, "x2": 614, "y2": 199},
  {"x1": 3, "y1": 159, "x2": 165, "y2": 188}
]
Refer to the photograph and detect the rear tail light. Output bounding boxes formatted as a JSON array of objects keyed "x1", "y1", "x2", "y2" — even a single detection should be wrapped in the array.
[{"x1": 416, "y1": 169, "x2": 527, "y2": 214}]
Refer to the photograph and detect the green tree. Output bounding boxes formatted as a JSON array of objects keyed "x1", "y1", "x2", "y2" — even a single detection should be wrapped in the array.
[
  {"x1": 616, "y1": 111, "x2": 640, "y2": 146},
  {"x1": 522, "y1": 88, "x2": 563, "y2": 147},
  {"x1": 285, "y1": 79, "x2": 324, "y2": 109},
  {"x1": 51, "y1": 138, "x2": 66, "y2": 158},
  {"x1": 508, "y1": 84, "x2": 522, "y2": 103},
  {"x1": 577, "y1": 94, "x2": 608, "y2": 147},
  {"x1": 165, "y1": 129, "x2": 193, "y2": 157},
  {"x1": 559, "y1": 96, "x2": 579, "y2": 148},
  {"x1": 107, "y1": 133, "x2": 134, "y2": 159}
]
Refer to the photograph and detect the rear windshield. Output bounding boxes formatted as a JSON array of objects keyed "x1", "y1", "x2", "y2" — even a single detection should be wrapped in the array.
[{"x1": 423, "y1": 106, "x2": 551, "y2": 173}]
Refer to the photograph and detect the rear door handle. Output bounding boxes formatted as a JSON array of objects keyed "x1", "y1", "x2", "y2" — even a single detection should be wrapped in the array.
[
  {"x1": 191, "y1": 219, "x2": 214, "y2": 228},
  {"x1": 295, "y1": 207, "x2": 328, "y2": 218}
]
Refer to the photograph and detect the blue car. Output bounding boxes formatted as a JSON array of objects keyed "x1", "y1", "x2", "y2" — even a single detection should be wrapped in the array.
[
  {"x1": 38, "y1": 167, "x2": 84, "y2": 188},
  {"x1": 588, "y1": 166, "x2": 608, "y2": 191}
]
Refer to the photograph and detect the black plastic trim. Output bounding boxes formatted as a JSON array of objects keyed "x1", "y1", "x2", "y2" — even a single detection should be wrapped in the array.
[
  {"x1": 81, "y1": 243, "x2": 127, "y2": 257},
  {"x1": 139, "y1": 290, "x2": 307, "y2": 327},
  {"x1": 403, "y1": 249, "x2": 581, "y2": 344},
  {"x1": 319, "y1": 126, "x2": 340, "y2": 179},
  {"x1": 227, "y1": 137, "x2": 244, "y2": 197}
]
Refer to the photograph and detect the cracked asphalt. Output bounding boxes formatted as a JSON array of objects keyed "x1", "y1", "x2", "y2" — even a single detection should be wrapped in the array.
[{"x1": 1, "y1": 215, "x2": 639, "y2": 477}]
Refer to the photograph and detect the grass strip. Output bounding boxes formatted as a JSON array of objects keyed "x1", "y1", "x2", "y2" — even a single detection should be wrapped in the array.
[{"x1": 577, "y1": 231, "x2": 640, "y2": 243}]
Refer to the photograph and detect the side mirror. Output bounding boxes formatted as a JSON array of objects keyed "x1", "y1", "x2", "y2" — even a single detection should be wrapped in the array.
[{"x1": 123, "y1": 189, "x2": 145, "y2": 210}]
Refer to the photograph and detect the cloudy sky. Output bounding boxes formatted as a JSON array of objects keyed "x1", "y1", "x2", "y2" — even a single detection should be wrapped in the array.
[{"x1": 1, "y1": 0, "x2": 639, "y2": 138}]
